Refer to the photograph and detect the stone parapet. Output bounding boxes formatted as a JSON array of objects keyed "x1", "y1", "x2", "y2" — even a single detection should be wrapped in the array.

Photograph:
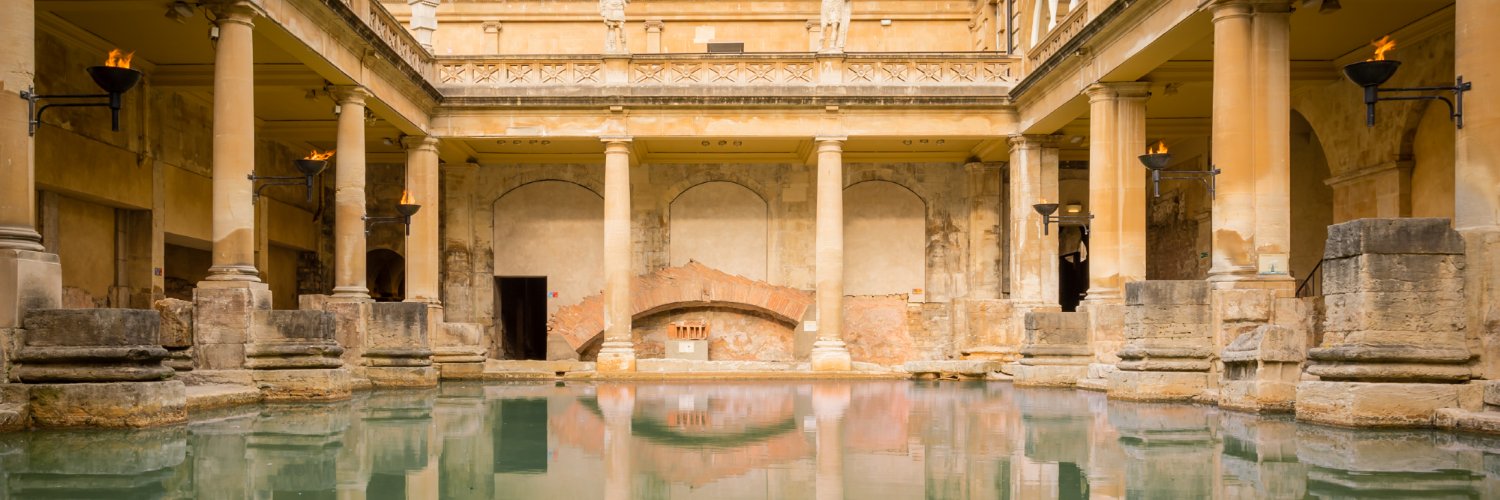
[
  {"x1": 1014, "y1": 311, "x2": 1091, "y2": 387},
  {"x1": 1297, "y1": 218, "x2": 1475, "y2": 428},
  {"x1": 11, "y1": 309, "x2": 185, "y2": 428},
  {"x1": 1109, "y1": 281, "x2": 1213, "y2": 401}
]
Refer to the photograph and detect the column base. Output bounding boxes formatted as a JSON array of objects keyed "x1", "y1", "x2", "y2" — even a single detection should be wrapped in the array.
[
  {"x1": 1296, "y1": 380, "x2": 1481, "y2": 428},
  {"x1": 810, "y1": 339, "x2": 852, "y2": 371},
  {"x1": 367, "y1": 366, "x2": 438, "y2": 388},
  {"x1": 252, "y1": 368, "x2": 353, "y2": 402},
  {"x1": 1107, "y1": 370, "x2": 1210, "y2": 402},
  {"x1": 27, "y1": 380, "x2": 186, "y2": 429},
  {"x1": 205, "y1": 264, "x2": 261, "y2": 282},
  {"x1": 330, "y1": 287, "x2": 372, "y2": 301},
  {"x1": 192, "y1": 280, "x2": 271, "y2": 370},
  {"x1": 0, "y1": 249, "x2": 61, "y2": 328},
  {"x1": 595, "y1": 340, "x2": 637, "y2": 373}
]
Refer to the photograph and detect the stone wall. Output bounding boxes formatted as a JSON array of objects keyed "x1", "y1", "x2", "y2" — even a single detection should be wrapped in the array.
[{"x1": 443, "y1": 160, "x2": 1004, "y2": 363}]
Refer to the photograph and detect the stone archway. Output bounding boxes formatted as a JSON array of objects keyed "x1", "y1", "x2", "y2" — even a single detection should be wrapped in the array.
[{"x1": 367, "y1": 249, "x2": 405, "y2": 302}]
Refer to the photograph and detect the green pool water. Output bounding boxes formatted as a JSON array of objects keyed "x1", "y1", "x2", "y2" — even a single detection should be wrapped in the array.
[{"x1": 1, "y1": 380, "x2": 1497, "y2": 499}]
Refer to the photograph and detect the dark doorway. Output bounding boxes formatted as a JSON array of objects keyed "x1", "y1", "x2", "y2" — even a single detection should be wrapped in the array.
[
  {"x1": 496, "y1": 276, "x2": 548, "y2": 360},
  {"x1": 1059, "y1": 230, "x2": 1089, "y2": 312}
]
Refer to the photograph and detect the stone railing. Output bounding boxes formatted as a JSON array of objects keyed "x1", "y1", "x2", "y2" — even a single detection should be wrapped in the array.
[
  {"x1": 435, "y1": 52, "x2": 1018, "y2": 90},
  {"x1": 1026, "y1": 1, "x2": 1090, "y2": 66},
  {"x1": 362, "y1": 0, "x2": 436, "y2": 81}
]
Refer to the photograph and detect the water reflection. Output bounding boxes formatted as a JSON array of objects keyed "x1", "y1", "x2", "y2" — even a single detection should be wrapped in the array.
[{"x1": 3, "y1": 381, "x2": 1500, "y2": 499}]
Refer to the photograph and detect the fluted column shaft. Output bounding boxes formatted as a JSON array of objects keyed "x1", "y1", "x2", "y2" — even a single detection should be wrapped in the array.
[
  {"x1": 331, "y1": 87, "x2": 370, "y2": 300},
  {"x1": 206, "y1": 4, "x2": 260, "y2": 281}
]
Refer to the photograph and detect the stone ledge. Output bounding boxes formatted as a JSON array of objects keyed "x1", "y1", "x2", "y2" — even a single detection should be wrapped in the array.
[
  {"x1": 185, "y1": 383, "x2": 261, "y2": 412},
  {"x1": 1434, "y1": 408, "x2": 1500, "y2": 434},
  {"x1": 902, "y1": 360, "x2": 1004, "y2": 376},
  {"x1": 1296, "y1": 380, "x2": 1481, "y2": 428}
]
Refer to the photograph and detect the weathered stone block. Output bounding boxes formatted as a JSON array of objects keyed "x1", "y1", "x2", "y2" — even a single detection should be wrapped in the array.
[
  {"x1": 1016, "y1": 311, "x2": 1091, "y2": 387},
  {"x1": 192, "y1": 282, "x2": 271, "y2": 346},
  {"x1": 1108, "y1": 370, "x2": 1210, "y2": 402},
  {"x1": 14, "y1": 309, "x2": 173, "y2": 383},
  {"x1": 1296, "y1": 380, "x2": 1481, "y2": 428},
  {"x1": 320, "y1": 300, "x2": 369, "y2": 370},
  {"x1": 245, "y1": 310, "x2": 343, "y2": 370},
  {"x1": 1221, "y1": 324, "x2": 1305, "y2": 413},
  {"x1": 252, "y1": 368, "x2": 353, "y2": 402},
  {"x1": 0, "y1": 250, "x2": 62, "y2": 331},
  {"x1": 1322, "y1": 218, "x2": 1465, "y2": 259},
  {"x1": 152, "y1": 298, "x2": 194, "y2": 348},
  {"x1": 27, "y1": 380, "x2": 186, "y2": 428},
  {"x1": 1116, "y1": 281, "x2": 1213, "y2": 394}
]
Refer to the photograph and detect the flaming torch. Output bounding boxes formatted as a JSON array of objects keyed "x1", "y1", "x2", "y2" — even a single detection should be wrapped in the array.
[
  {"x1": 21, "y1": 48, "x2": 144, "y2": 135},
  {"x1": 1137, "y1": 139, "x2": 1219, "y2": 199},
  {"x1": 249, "y1": 149, "x2": 331, "y2": 202},
  {"x1": 366, "y1": 190, "x2": 422, "y2": 235},
  {"x1": 1341, "y1": 34, "x2": 1471, "y2": 129}
]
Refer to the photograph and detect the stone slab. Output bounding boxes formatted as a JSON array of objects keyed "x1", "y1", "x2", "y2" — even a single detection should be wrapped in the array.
[
  {"x1": 1323, "y1": 218, "x2": 1465, "y2": 259},
  {"x1": 27, "y1": 380, "x2": 186, "y2": 428},
  {"x1": 1296, "y1": 380, "x2": 1481, "y2": 428},
  {"x1": 902, "y1": 360, "x2": 1004, "y2": 376},
  {"x1": 1013, "y1": 364, "x2": 1088, "y2": 387},
  {"x1": 252, "y1": 368, "x2": 353, "y2": 402},
  {"x1": 185, "y1": 383, "x2": 261, "y2": 412},
  {"x1": 367, "y1": 366, "x2": 439, "y2": 388},
  {"x1": 1107, "y1": 370, "x2": 1209, "y2": 402}
]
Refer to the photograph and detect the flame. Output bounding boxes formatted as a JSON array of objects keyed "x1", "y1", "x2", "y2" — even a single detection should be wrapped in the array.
[
  {"x1": 1148, "y1": 140, "x2": 1168, "y2": 155},
  {"x1": 105, "y1": 49, "x2": 134, "y2": 69},
  {"x1": 303, "y1": 149, "x2": 335, "y2": 161},
  {"x1": 1368, "y1": 35, "x2": 1396, "y2": 61},
  {"x1": 400, "y1": 190, "x2": 415, "y2": 204}
]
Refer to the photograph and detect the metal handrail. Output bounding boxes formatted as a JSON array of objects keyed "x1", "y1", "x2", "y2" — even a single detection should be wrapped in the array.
[{"x1": 1295, "y1": 260, "x2": 1323, "y2": 298}]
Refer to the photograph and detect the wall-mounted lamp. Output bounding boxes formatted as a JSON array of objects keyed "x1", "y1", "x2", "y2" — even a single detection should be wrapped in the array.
[
  {"x1": 20, "y1": 49, "x2": 142, "y2": 136},
  {"x1": 364, "y1": 191, "x2": 421, "y2": 235},
  {"x1": 1343, "y1": 35, "x2": 1472, "y2": 128},
  {"x1": 1034, "y1": 203, "x2": 1092, "y2": 236},
  {"x1": 250, "y1": 151, "x2": 330, "y2": 202},
  {"x1": 1138, "y1": 140, "x2": 1219, "y2": 198}
]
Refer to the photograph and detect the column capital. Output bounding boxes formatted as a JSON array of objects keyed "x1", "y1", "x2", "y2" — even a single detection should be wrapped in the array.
[
  {"x1": 644, "y1": 20, "x2": 664, "y2": 32},
  {"x1": 208, "y1": 0, "x2": 261, "y2": 25},
  {"x1": 407, "y1": 0, "x2": 441, "y2": 7},
  {"x1": 600, "y1": 136, "x2": 633, "y2": 153},
  {"x1": 815, "y1": 136, "x2": 847, "y2": 151},
  {"x1": 401, "y1": 135, "x2": 440, "y2": 152},
  {"x1": 329, "y1": 85, "x2": 370, "y2": 106},
  {"x1": 1204, "y1": 0, "x2": 1255, "y2": 21},
  {"x1": 1007, "y1": 134, "x2": 1060, "y2": 149},
  {"x1": 1085, "y1": 81, "x2": 1151, "y2": 101}
]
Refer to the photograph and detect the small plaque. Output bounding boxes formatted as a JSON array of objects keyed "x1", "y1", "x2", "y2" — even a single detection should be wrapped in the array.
[{"x1": 679, "y1": 342, "x2": 695, "y2": 353}]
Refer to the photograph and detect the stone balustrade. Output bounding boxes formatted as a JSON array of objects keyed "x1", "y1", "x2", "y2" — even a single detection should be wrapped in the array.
[{"x1": 1025, "y1": 0, "x2": 1091, "y2": 69}]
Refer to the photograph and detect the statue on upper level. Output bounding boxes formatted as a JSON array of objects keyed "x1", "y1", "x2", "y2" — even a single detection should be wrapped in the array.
[
  {"x1": 601, "y1": 0, "x2": 630, "y2": 54},
  {"x1": 820, "y1": 0, "x2": 852, "y2": 53}
]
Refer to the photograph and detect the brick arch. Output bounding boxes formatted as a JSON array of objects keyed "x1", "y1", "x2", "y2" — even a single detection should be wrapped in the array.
[{"x1": 547, "y1": 261, "x2": 814, "y2": 355}]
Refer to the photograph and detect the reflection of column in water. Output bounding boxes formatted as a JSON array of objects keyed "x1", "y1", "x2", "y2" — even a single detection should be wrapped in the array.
[
  {"x1": 1217, "y1": 412, "x2": 1306, "y2": 499},
  {"x1": 363, "y1": 391, "x2": 436, "y2": 497},
  {"x1": 437, "y1": 384, "x2": 495, "y2": 498},
  {"x1": 1108, "y1": 400, "x2": 1218, "y2": 498},
  {"x1": 4, "y1": 426, "x2": 187, "y2": 499},
  {"x1": 1016, "y1": 388, "x2": 1093, "y2": 498},
  {"x1": 337, "y1": 393, "x2": 373, "y2": 499},
  {"x1": 190, "y1": 412, "x2": 258, "y2": 498},
  {"x1": 812, "y1": 383, "x2": 851, "y2": 500},
  {"x1": 1297, "y1": 425, "x2": 1483, "y2": 498},
  {"x1": 1081, "y1": 390, "x2": 1127, "y2": 499},
  {"x1": 599, "y1": 384, "x2": 635, "y2": 500},
  {"x1": 247, "y1": 402, "x2": 354, "y2": 497}
]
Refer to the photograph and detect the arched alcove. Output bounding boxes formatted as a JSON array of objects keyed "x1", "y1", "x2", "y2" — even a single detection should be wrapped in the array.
[
  {"x1": 367, "y1": 249, "x2": 405, "y2": 302},
  {"x1": 669, "y1": 181, "x2": 770, "y2": 281},
  {"x1": 844, "y1": 180, "x2": 926, "y2": 296},
  {"x1": 492, "y1": 181, "x2": 605, "y2": 315}
]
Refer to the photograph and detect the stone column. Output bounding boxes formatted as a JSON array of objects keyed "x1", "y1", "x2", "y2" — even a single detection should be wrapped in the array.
[
  {"x1": 1007, "y1": 134, "x2": 1060, "y2": 308},
  {"x1": 1207, "y1": 1, "x2": 1257, "y2": 279},
  {"x1": 1251, "y1": 3, "x2": 1292, "y2": 277},
  {"x1": 193, "y1": 3, "x2": 270, "y2": 372},
  {"x1": 1455, "y1": 0, "x2": 1500, "y2": 378},
  {"x1": 0, "y1": 0, "x2": 61, "y2": 362},
  {"x1": 402, "y1": 136, "x2": 440, "y2": 306},
  {"x1": 644, "y1": 21, "x2": 663, "y2": 53},
  {"x1": 596, "y1": 138, "x2": 636, "y2": 373},
  {"x1": 812, "y1": 137, "x2": 852, "y2": 371},
  {"x1": 406, "y1": 0, "x2": 440, "y2": 51},
  {"x1": 206, "y1": 2, "x2": 260, "y2": 282},
  {"x1": 330, "y1": 86, "x2": 370, "y2": 301},
  {"x1": 1082, "y1": 82, "x2": 1149, "y2": 304}
]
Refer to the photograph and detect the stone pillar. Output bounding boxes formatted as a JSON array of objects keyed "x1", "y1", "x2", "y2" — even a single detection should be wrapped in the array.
[
  {"x1": 364, "y1": 302, "x2": 437, "y2": 388},
  {"x1": 1455, "y1": 0, "x2": 1500, "y2": 379},
  {"x1": 1081, "y1": 82, "x2": 1150, "y2": 304},
  {"x1": 812, "y1": 137, "x2": 852, "y2": 371},
  {"x1": 402, "y1": 136, "x2": 442, "y2": 371},
  {"x1": 1251, "y1": 3, "x2": 1292, "y2": 277},
  {"x1": 596, "y1": 138, "x2": 636, "y2": 373},
  {"x1": 1108, "y1": 280, "x2": 1213, "y2": 402},
  {"x1": 0, "y1": 0, "x2": 62, "y2": 379},
  {"x1": 331, "y1": 86, "x2": 371, "y2": 301},
  {"x1": 206, "y1": 2, "x2": 260, "y2": 282},
  {"x1": 1208, "y1": 1, "x2": 1257, "y2": 280},
  {"x1": 1297, "y1": 219, "x2": 1478, "y2": 427},
  {"x1": 406, "y1": 0, "x2": 440, "y2": 51},
  {"x1": 644, "y1": 20, "x2": 663, "y2": 53},
  {"x1": 1007, "y1": 135, "x2": 1061, "y2": 306},
  {"x1": 193, "y1": 3, "x2": 270, "y2": 372}
]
